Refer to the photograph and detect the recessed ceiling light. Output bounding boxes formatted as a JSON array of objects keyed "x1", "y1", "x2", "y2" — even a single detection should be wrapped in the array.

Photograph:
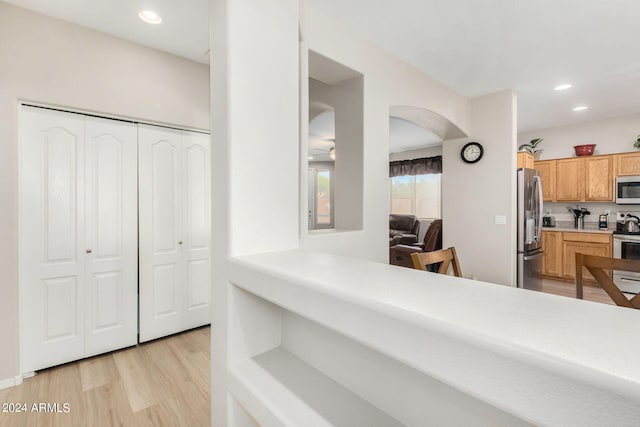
[
  {"x1": 138, "y1": 10, "x2": 162, "y2": 24},
  {"x1": 573, "y1": 105, "x2": 589, "y2": 112},
  {"x1": 554, "y1": 83, "x2": 572, "y2": 91}
]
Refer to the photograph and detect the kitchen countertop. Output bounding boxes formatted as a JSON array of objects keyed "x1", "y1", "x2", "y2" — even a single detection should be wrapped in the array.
[{"x1": 542, "y1": 221, "x2": 614, "y2": 234}]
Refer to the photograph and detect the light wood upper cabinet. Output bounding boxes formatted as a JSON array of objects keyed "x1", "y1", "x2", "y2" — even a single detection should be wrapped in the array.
[
  {"x1": 584, "y1": 156, "x2": 613, "y2": 201},
  {"x1": 541, "y1": 231, "x2": 563, "y2": 277},
  {"x1": 556, "y1": 158, "x2": 583, "y2": 201},
  {"x1": 535, "y1": 160, "x2": 556, "y2": 202},
  {"x1": 615, "y1": 151, "x2": 640, "y2": 176},
  {"x1": 517, "y1": 152, "x2": 535, "y2": 169},
  {"x1": 537, "y1": 155, "x2": 614, "y2": 202}
]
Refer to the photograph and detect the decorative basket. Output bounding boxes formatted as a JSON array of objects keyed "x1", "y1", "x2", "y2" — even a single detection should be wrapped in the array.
[{"x1": 574, "y1": 144, "x2": 596, "y2": 156}]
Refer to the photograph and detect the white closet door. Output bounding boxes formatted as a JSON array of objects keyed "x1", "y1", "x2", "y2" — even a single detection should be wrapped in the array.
[
  {"x1": 20, "y1": 107, "x2": 86, "y2": 372},
  {"x1": 139, "y1": 125, "x2": 185, "y2": 342},
  {"x1": 183, "y1": 131, "x2": 211, "y2": 329},
  {"x1": 84, "y1": 117, "x2": 138, "y2": 356}
]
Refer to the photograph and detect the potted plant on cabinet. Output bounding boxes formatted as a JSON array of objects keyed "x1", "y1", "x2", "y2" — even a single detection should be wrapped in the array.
[
  {"x1": 634, "y1": 135, "x2": 640, "y2": 149},
  {"x1": 519, "y1": 138, "x2": 544, "y2": 160}
]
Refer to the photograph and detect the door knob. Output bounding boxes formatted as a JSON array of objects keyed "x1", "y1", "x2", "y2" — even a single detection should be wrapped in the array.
[{"x1": 86, "y1": 249, "x2": 92, "y2": 254}]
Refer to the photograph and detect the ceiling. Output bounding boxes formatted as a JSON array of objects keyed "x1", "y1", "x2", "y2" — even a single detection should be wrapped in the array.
[
  {"x1": 7, "y1": 0, "x2": 640, "y2": 134},
  {"x1": 306, "y1": 0, "x2": 640, "y2": 133},
  {"x1": 3, "y1": 0, "x2": 210, "y2": 63}
]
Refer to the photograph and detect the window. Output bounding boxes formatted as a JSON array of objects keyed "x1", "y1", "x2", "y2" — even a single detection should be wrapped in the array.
[
  {"x1": 308, "y1": 166, "x2": 334, "y2": 229},
  {"x1": 390, "y1": 174, "x2": 441, "y2": 219},
  {"x1": 316, "y1": 169, "x2": 332, "y2": 225}
]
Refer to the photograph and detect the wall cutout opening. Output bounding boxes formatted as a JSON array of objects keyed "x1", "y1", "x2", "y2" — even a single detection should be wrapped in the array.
[
  {"x1": 387, "y1": 106, "x2": 466, "y2": 264},
  {"x1": 307, "y1": 51, "x2": 364, "y2": 232}
]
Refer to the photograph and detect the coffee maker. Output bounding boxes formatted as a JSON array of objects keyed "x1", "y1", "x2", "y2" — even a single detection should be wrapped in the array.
[{"x1": 598, "y1": 213, "x2": 608, "y2": 230}]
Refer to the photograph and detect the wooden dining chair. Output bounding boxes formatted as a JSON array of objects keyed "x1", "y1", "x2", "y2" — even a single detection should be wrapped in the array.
[
  {"x1": 575, "y1": 253, "x2": 640, "y2": 309},
  {"x1": 410, "y1": 247, "x2": 463, "y2": 277}
]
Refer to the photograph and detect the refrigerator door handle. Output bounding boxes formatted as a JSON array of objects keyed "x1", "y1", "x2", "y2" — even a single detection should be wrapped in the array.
[
  {"x1": 524, "y1": 250, "x2": 544, "y2": 261},
  {"x1": 534, "y1": 175, "x2": 543, "y2": 242}
]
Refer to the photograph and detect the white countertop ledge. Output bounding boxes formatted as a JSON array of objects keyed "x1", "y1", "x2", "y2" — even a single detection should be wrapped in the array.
[{"x1": 229, "y1": 250, "x2": 640, "y2": 425}]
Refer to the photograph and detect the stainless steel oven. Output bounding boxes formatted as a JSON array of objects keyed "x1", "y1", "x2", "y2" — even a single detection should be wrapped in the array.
[{"x1": 612, "y1": 233, "x2": 640, "y2": 294}]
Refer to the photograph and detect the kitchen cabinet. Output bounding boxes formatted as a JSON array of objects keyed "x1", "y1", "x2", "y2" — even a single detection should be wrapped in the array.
[
  {"x1": 561, "y1": 232, "x2": 612, "y2": 281},
  {"x1": 556, "y1": 158, "x2": 583, "y2": 201},
  {"x1": 19, "y1": 106, "x2": 138, "y2": 372},
  {"x1": 517, "y1": 152, "x2": 534, "y2": 169},
  {"x1": 138, "y1": 125, "x2": 211, "y2": 343},
  {"x1": 584, "y1": 156, "x2": 613, "y2": 200},
  {"x1": 538, "y1": 155, "x2": 613, "y2": 202},
  {"x1": 615, "y1": 151, "x2": 640, "y2": 176},
  {"x1": 540, "y1": 231, "x2": 612, "y2": 283},
  {"x1": 541, "y1": 231, "x2": 563, "y2": 277},
  {"x1": 535, "y1": 160, "x2": 556, "y2": 202}
]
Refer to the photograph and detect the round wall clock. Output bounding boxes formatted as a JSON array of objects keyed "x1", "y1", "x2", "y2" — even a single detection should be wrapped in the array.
[{"x1": 461, "y1": 142, "x2": 484, "y2": 164}]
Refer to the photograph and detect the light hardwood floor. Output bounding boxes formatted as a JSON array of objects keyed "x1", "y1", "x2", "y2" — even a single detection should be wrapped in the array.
[
  {"x1": 539, "y1": 278, "x2": 614, "y2": 305},
  {"x1": 0, "y1": 327, "x2": 210, "y2": 427}
]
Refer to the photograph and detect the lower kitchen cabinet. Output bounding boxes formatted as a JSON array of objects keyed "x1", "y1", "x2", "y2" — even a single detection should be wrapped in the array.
[
  {"x1": 541, "y1": 231, "x2": 612, "y2": 283},
  {"x1": 541, "y1": 231, "x2": 563, "y2": 277},
  {"x1": 561, "y1": 232, "x2": 612, "y2": 281}
]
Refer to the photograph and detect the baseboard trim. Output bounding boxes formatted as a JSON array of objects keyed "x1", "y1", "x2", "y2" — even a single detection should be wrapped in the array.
[{"x1": 0, "y1": 377, "x2": 17, "y2": 390}]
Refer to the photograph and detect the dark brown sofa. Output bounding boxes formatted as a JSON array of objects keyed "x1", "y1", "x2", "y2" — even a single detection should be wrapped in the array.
[
  {"x1": 390, "y1": 219, "x2": 442, "y2": 268},
  {"x1": 389, "y1": 214, "x2": 420, "y2": 245}
]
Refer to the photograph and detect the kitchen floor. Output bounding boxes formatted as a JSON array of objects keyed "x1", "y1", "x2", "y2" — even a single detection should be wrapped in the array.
[
  {"x1": 0, "y1": 327, "x2": 210, "y2": 427},
  {"x1": 539, "y1": 278, "x2": 614, "y2": 306}
]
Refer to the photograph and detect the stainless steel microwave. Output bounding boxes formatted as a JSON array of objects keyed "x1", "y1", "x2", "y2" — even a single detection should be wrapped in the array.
[{"x1": 616, "y1": 176, "x2": 640, "y2": 204}]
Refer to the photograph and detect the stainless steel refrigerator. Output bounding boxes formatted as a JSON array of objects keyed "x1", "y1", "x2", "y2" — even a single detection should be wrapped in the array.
[{"x1": 517, "y1": 168, "x2": 544, "y2": 290}]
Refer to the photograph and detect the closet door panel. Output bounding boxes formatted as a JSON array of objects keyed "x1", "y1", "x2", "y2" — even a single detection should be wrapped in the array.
[
  {"x1": 139, "y1": 125, "x2": 184, "y2": 342},
  {"x1": 84, "y1": 117, "x2": 138, "y2": 356},
  {"x1": 183, "y1": 131, "x2": 211, "y2": 328},
  {"x1": 20, "y1": 107, "x2": 85, "y2": 372}
]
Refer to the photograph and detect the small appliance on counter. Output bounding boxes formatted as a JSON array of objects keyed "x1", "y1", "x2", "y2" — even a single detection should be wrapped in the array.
[
  {"x1": 598, "y1": 214, "x2": 608, "y2": 230},
  {"x1": 542, "y1": 215, "x2": 556, "y2": 227}
]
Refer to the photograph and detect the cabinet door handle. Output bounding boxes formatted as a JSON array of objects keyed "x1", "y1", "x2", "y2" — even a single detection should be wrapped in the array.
[
  {"x1": 86, "y1": 249, "x2": 92, "y2": 254},
  {"x1": 178, "y1": 241, "x2": 183, "y2": 245}
]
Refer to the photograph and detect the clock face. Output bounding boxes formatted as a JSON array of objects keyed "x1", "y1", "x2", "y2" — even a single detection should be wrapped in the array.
[{"x1": 461, "y1": 142, "x2": 484, "y2": 164}]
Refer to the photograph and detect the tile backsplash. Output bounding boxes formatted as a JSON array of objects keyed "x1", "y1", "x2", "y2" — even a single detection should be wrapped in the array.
[{"x1": 543, "y1": 202, "x2": 640, "y2": 223}]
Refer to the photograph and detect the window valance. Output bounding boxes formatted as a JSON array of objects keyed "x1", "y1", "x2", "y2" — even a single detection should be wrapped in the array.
[{"x1": 389, "y1": 156, "x2": 442, "y2": 177}]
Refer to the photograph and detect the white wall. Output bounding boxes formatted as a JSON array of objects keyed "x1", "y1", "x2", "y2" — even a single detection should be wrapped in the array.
[
  {"x1": 309, "y1": 77, "x2": 364, "y2": 230},
  {"x1": 301, "y1": 4, "x2": 470, "y2": 261},
  {"x1": 210, "y1": 0, "x2": 300, "y2": 424},
  {"x1": 0, "y1": 2, "x2": 209, "y2": 384},
  {"x1": 519, "y1": 112, "x2": 640, "y2": 160},
  {"x1": 443, "y1": 90, "x2": 517, "y2": 285},
  {"x1": 390, "y1": 145, "x2": 443, "y2": 161}
]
